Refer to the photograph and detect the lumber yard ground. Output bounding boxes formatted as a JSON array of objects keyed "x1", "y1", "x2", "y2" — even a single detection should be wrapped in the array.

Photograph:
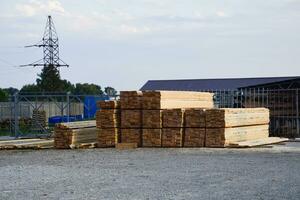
[{"x1": 0, "y1": 142, "x2": 299, "y2": 200}]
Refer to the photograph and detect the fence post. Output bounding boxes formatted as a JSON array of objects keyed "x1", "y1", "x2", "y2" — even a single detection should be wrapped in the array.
[
  {"x1": 67, "y1": 92, "x2": 70, "y2": 122},
  {"x1": 14, "y1": 92, "x2": 19, "y2": 138},
  {"x1": 296, "y1": 89, "x2": 299, "y2": 137}
]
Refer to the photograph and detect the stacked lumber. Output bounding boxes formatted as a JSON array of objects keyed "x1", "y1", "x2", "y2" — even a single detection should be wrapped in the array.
[
  {"x1": 206, "y1": 108, "x2": 270, "y2": 128},
  {"x1": 32, "y1": 109, "x2": 46, "y2": 130},
  {"x1": 120, "y1": 91, "x2": 143, "y2": 147},
  {"x1": 121, "y1": 129, "x2": 142, "y2": 146},
  {"x1": 161, "y1": 109, "x2": 184, "y2": 147},
  {"x1": 142, "y1": 110, "x2": 162, "y2": 128},
  {"x1": 206, "y1": 125, "x2": 269, "y2": 147},
  {"x1": 120, "y1": 91, "x2": 143, "y2": 109},
  {"x1": 96, "y1": 109, "x2": 120, "y2": 128},
  {"x1": 142, "y1": 91, "x2": 214, "y2": 109},
  {"x1": 121, "y1": 110, "x2": 142, "y2": 128},
  {"x1": 96, "y1": 100, "x2": 120, "y2": 147},
  {"x1": 54, "y1": 121, "x2": 97, "y2": 149},
  {"x1": 184, "y1": 128, "x2": 206, "y2": 147},
  {"x1": 205, "y1": 108, "x2": 270, "y2": 147},
  {"x1": 142, "y1": 110, "x2": 162, "y2": 147},
  {"x1": 0, "y1": 139, "x2": 53, "y2": 150},
  {"x1": 183, "y1": 109, "x2": 206, "y2": 147},
  {"x1": 142, "y1": 129, "x2": 162, "y2": 147},
  {"x1": 97, "y1": 100, "x2": 120, "y2": 109}
]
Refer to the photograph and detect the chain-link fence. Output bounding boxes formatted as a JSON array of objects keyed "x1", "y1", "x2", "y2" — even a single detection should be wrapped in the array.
[{"x1": 0, "y1": 89, "x2": 299, "y2": 138}]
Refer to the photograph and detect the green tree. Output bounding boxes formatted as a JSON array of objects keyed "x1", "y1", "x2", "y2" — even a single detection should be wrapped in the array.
[
  {"x1": 61, "y1": 79, "x2": 75, "y2": 93},
  {"x1": 74, "y1": 83, "x2": 103, "y2": 95},
  {"x1": 0, "y1": 88, "x2": 9, "y2": 101},
  {"x1": 104, "y1": 86, "x2": 117, "y2": 96},
  {"x1": 3, "y1": 87, "x2": 19, "y2": 95},
  {"x1": 20, "y1": 84, "x2": 41, "y2": 93},
  {"x1": 36, "y1": 65, "x2": 64, "y2": 92}
]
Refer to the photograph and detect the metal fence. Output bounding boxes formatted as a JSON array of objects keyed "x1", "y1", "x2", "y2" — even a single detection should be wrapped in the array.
[
  {"x1": 0, "y1": 93, "x2": 117, "y2": 138},
  {"x1": 203, "y1": 88, "x2": 299, "y2": 138},
  {"x1": 0, "y1": 89, "x2": 299, "y2": 138}
]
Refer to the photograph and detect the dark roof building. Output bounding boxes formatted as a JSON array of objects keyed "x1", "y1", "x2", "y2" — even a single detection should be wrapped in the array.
[{"x1": 140, "y1": 76, "x2": 300, "y2": 91}]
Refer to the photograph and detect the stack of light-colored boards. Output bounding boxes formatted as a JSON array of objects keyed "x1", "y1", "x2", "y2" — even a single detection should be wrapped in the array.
[
  {"x1": 54, "y1": 120, "x2": 97, "y2": 149},
  {"x1": 142, "y1": 91, "x2": 214, "y2": 109},
  {"x1": 120, "y1": 91, "x2": 143, "y2": 146},
  {"x1": 0, "y1": 139, "x2": 53, "y2": 150},
  {"x1": 141, "y1": 91, "x2": 213, "y2": 147},
  {"x1": 96, "y1": 100, "x2": 120, "y2": 147},
  {"x1": 205, "y1": 108, "x2": 270, "y2": 147}
]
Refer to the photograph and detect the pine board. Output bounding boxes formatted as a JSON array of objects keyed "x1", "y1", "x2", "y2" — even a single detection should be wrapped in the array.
[
  {"x1": 206, "y1": 108, "x2": 270, "y2": 128},
  {"x1": 206, "y1": 124, "x2": 269, "y2": 147},
  {"x1": 142, "y1": 91, "x2": 214, "y2": 109}
]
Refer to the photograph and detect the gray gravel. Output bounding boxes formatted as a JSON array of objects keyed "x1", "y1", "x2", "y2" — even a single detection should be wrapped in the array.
[{"x1": 0, "y1": 143, "x2": 300, "y2": 200}]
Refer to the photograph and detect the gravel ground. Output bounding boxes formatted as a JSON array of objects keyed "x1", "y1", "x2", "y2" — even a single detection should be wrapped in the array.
[{"x1": 0, "y1": 143, "x2": 299, "y2": 200}]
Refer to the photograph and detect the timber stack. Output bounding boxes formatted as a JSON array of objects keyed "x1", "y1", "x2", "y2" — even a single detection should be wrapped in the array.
[
  {"x1": 184, "y1": 108, "x2": 206, "y2": 147},
  {"x1": 205, "y1": 108, "x2": 270, "y2": 147},
  {"x1": 120, "y1": 91, "x2": 143, "y2": 146},
  {"x1": 54, "y1": 121, "x2": 97, "y2": 149},
  {"x1": 95, "y1": 90, "x2": 277, "y2": 148},
  {"x1": 96, "y1": 100, "x2": 120, "y2": 147}
]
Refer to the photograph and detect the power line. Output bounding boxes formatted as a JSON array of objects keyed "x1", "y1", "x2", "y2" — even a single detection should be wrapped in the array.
[{"x1": 20, "y1": 15, "x2": 69, "y2": 68}]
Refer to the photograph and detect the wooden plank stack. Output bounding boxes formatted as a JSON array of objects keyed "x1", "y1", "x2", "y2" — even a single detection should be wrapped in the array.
[
  {"x1": 54, "y1": 121, "x2": 97, "y2": 149},
  {"x1": 142, "y1": 91, "x2": 214, "y2": 109},
  {"x1": 205, "y1": 108, "x2": 270, "y2": 147},
  {"x1": 141, "y1": 91, "x2": 213, "y2": 147},
  {"x1": 161, "y1": 109, "x2": 184, "y2": 147},
  {"x1": 96, "y1": 100, "x2": 120, "y2": 147},
  {"x1": 120, "y1": 91, "x2": 143, "y2": 146},
  {"x1": 184, "y1": 109, "x2": 206, "y2": 147},
  {"x1": 96, "y1": 91, "x2": 275, "y2": 149}
]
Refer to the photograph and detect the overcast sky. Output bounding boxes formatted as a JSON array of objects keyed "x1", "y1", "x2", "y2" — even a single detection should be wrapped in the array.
[{"x1": 0, "y1": 0, "x2": 299, "y2": 91}]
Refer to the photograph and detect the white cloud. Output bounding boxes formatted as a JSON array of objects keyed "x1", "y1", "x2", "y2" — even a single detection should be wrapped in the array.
[
  {"x1": 16, "y1": 0, "x2": 66, "y2": 17},
  {"x1": 216, "y1": 11, "x2": 227, "y2": 17},
  {"x1": 120, "y1": 24, "x2": 151, "y2": 34}
]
